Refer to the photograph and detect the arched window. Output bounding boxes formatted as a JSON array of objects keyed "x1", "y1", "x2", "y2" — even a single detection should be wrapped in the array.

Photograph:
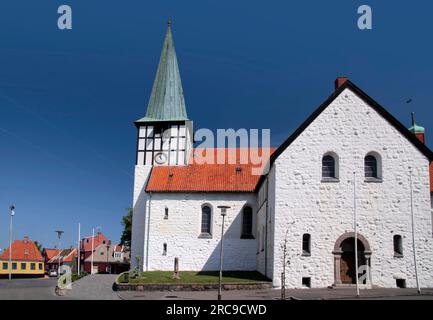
[
  {"x1": 365, "y1": 155, "x2": 378, "y2": 178},
  {"x1": 322, "y1": 154, "x2": 337, "y2": 179},
  {"x1": 201, "y1": 205, "x2": 212, "y2": 236},
  {"x1": 393, "y1": 235, "x2": 403, "y2": 256},
  {"x1": 302, "y1": 234, "x2": 311, "y2": 255},
  {"x1": 241, "y1": 206, "x2": 253, "y2": 239}
]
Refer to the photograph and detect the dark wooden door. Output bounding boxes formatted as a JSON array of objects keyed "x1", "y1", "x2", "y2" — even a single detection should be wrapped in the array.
[{"x1": 340, "y1": 252, "x2": 355, "y2": 284}]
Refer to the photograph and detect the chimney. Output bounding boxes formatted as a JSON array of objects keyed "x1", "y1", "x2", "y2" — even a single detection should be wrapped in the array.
[
  {"x1": 409, "y1": 112, "x2": 425, "y2": 143},
  {"x1": 335, "y1": 76, "x2": 348, "y2": 90}
]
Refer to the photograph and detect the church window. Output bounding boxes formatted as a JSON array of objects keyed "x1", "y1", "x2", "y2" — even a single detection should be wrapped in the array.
[
  {"x1": 393, "y1": 235, "x2": 403, "y2": 256},
  {"x1": 164, "y1": 207, "x2": 169, "y2": 219},
  {"x1": 365, "y1": 152, "x2": 382, "y2": 180},
  {"x1": 163, "y1": 243, "x2": 167, "y2": 255},
  {"x1": 322, "y1": 153, "x2": 338, "y2": 180},
  {"x1": 201, "y1": 205, "x2": 212, "y2": 236},
  {"x1": 241, "y1": 206, "x2": 253, "y2": 239},
  {"x1": 302, "y1": 233, "x2": 311, "y2": 256},
  {"x1": 365, "y1": 155, "x2": 377, "y2": 178}
]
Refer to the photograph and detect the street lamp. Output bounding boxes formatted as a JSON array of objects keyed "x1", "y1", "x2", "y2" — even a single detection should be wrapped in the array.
[
  {"x1": 409, "y1": 167, "x2": 421, "y2": 294},
  {"x1": 8, "y1": 205, "x2": 15, "y2": 281},
  {"x1": 217, "y1": 205, "x2": 230, "y2": 300},
  {"x1": 55, "y1": 230, "x2": 64, "y2": 276}
]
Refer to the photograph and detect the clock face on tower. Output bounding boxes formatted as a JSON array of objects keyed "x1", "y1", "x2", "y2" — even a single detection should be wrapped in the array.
[
  {"x1": 136, "y1": 123, "x2": 191, "y2": 166},
  {"x1": 154, "y1": 152, "x2": 168, "y2": 165}
]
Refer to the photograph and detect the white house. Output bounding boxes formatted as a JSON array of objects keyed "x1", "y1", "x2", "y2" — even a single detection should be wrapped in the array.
[{"x1": 131, "y1": 22, "x2": 433, "y2": 288}]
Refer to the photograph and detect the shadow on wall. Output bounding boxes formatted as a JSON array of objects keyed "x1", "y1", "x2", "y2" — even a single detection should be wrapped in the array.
[{"x1": 201, "y1": 207, "x2": 257, "y2": 271}]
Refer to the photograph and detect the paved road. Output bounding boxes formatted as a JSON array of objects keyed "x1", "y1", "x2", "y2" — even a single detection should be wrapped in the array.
[
  {"x1": 64, "y1": 274, "x2": 120, "y2": 300},
  {"x1": 0, "y1": 278, "x2": 62, "y2": 300},
  {"x1": 2, "y1": 276, "x2": 433, "y2": 300}
]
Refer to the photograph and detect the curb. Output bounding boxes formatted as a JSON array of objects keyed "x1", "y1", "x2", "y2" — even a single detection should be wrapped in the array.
[{"x1": 114, "y1": 282, "x2": 273, "y2": 292}]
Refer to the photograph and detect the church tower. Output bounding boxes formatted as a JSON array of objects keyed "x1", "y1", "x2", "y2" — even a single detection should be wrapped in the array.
[
  {"x1": 131, "y1": 20, "x2": 192, "y2": 270},
  {"x1": 135, "y1": 19, "x2": 193, "y2": 166}
]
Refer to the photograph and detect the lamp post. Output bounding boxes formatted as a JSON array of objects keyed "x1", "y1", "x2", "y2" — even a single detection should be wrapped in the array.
[
  {"x1": 217, "y1": 205, "x2": 230, "y2": 301},
  {"x1": 353, "y1": 172, "x2": 359, "y2": 297},
  {"x1": 409, "y1": 167, "x2": 421, "y2": 294},
  {"x1": 8, "y1": 205, "x2": 15, "y2": 281},
  {"x1": 55, "y1": 230, "x2": 64, "y2": 276}
]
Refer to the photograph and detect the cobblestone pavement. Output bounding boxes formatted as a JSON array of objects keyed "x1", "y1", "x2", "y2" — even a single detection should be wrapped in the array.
[
  {"x1": 64, "y1": 274, "x2": 120, "y2": 300},
  {"x1": 3, "y1": 276, "x2": 432, "y2": 300},
  {"x1": 118, "y1": 287, "x2": 433, "y2": 300},
  {"x1": 0, "y1": 277, "x2": 63, "y2": 300}
]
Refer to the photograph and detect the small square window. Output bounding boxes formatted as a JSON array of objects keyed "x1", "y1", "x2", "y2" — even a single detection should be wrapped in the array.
[
  {"x1": 39, "y1": 263, "x2": 43, "y2": 270},
  {"x1": 2, "y1": 262, "x2": 7, "y2": 270},
  {"x1": 21, "y1": 263, "x2": 26, "y2": 270},
  {"x1": 12, "y1": 263, "x2": 17, "y2": 270},
  {"x1": 396, "y1": 279, "x2": 406, "y2": 288},
  {"x1": 30, "y1": 263, "x2": 36, "y2": 270},
  {"x1": 302, "y1": 277, "x2": 311, "y2": 288}
]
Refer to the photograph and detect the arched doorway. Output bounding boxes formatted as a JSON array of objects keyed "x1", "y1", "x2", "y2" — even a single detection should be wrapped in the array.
[{"x1": 333, "y1": 232, "x2": 372, "y2": 286}]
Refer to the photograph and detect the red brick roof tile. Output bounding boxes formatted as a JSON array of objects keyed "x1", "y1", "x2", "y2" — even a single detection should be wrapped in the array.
[
  {"x1": 0, "y1": 238, "x2": 44, "y2": 262},
  {"x1": 146, "y1": 148, "x2": 275, "y2": 192}
]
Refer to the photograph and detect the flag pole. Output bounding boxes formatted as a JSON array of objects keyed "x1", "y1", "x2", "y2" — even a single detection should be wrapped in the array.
[
  {"x1": 354, "y1": 172, "x2": 360, "y2": 297},
  {"x1": 77, "y1": 223, "x2": 81, "y2": 276}
]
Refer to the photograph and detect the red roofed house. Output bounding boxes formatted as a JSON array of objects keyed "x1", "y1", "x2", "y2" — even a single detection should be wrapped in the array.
[
  {"x1": 44, "y1": 248, "x2": 78, "y2": 274},
  {"x1": 0, "y1": 237, "x2": 44, "y2": 278},
  {"x1": 80, "y1": 232, "x2": 109, "y2": 274},
  {"x1": 83, "y1": 244, "x2": 130, "y2": 274},
  {"x1": 130, "y1": 22, "x2": 433, "y2": 289}
]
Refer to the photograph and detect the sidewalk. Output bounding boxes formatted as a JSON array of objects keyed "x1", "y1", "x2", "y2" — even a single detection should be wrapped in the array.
[{"x1": 64, "y1": 274, "x2": 120, "y2": 300}]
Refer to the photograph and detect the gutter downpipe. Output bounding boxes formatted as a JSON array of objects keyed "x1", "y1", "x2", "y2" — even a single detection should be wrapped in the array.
[{"x1": 145, "y1": 191, "x2": 152, "y2": 272}]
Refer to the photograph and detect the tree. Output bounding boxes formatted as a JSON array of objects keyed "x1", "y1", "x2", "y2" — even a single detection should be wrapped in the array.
[
  {"x1": 120, "y1": 208, "x2": 132, "y2": 247},
  {"x1": 34, "y1": 241, "x2": 43, "y2": 255}
]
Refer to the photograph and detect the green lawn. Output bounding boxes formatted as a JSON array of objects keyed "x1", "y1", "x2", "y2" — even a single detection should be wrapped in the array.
[{"x1": 117, "y1": 271, "x2": 270, "y2": 284}]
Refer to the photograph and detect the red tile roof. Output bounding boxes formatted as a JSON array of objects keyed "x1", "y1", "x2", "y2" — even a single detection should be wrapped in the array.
[
  {"x1": 44, "y1": 249, "x2": 58, "y2": 261},
  {"x1": 80, "y1": 233, "x2": 109, "y2": 252},
  {"x1": 47, "y1": 248, "x2": 77, "y2": 263},
  {"x1": 430, "y1": 162, "x2": 433, "y2": 192},
  {"x1": 146, "y1": 148, "x2": 275, "y2": 192},
  {"x1": 0, "y1": 238, "x2": 44, "y2": 262}
]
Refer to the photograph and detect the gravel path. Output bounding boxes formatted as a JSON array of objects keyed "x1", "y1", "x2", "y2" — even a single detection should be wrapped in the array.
[{"x1": 65, "y1": 274, "x2": 120, "y2": 300}]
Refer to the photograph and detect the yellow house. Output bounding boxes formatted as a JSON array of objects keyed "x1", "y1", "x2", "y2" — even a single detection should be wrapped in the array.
[{"x1": 0, "y1": 237, "x2": 45, "y2": 278}]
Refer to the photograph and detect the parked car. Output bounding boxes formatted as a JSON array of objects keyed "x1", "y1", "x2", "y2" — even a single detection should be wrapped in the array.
[{"x1": 48, "y1": 269, "x2": 58, "y2": 277}]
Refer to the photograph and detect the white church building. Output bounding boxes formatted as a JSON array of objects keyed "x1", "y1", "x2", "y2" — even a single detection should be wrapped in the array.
[{"x1": 131, "y1": 23, "x2": 433, "y2": 289}]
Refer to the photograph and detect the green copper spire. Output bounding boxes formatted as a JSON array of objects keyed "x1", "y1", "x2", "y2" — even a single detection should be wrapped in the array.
[
  {"x1": 409, "y1": 112, "x2": 425, "y2": 134},
  {"x1": 137, "y1": 19, "x2": 189, "y2": 123}
]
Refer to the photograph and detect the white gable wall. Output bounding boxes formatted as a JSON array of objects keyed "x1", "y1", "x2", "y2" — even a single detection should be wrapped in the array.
[{"x1": 271, "y1": 88, "x2": 433, "y2": 288}]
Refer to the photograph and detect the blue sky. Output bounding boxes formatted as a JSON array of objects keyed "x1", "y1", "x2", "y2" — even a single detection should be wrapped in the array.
[{"x1": 0, "y1": 0, "x2": 432, "y2": 249}]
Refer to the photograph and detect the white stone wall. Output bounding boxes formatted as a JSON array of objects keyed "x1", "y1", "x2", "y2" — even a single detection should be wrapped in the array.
[
  {"x1": 271, "y1": 88, "x2": 433, "y2": 288},
  {"x1": 130, "y1": 165, "x2": 152, "y2": 270},
  {"x1": 144, "y1": 193, "x2": 258, "y2": 271}
]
